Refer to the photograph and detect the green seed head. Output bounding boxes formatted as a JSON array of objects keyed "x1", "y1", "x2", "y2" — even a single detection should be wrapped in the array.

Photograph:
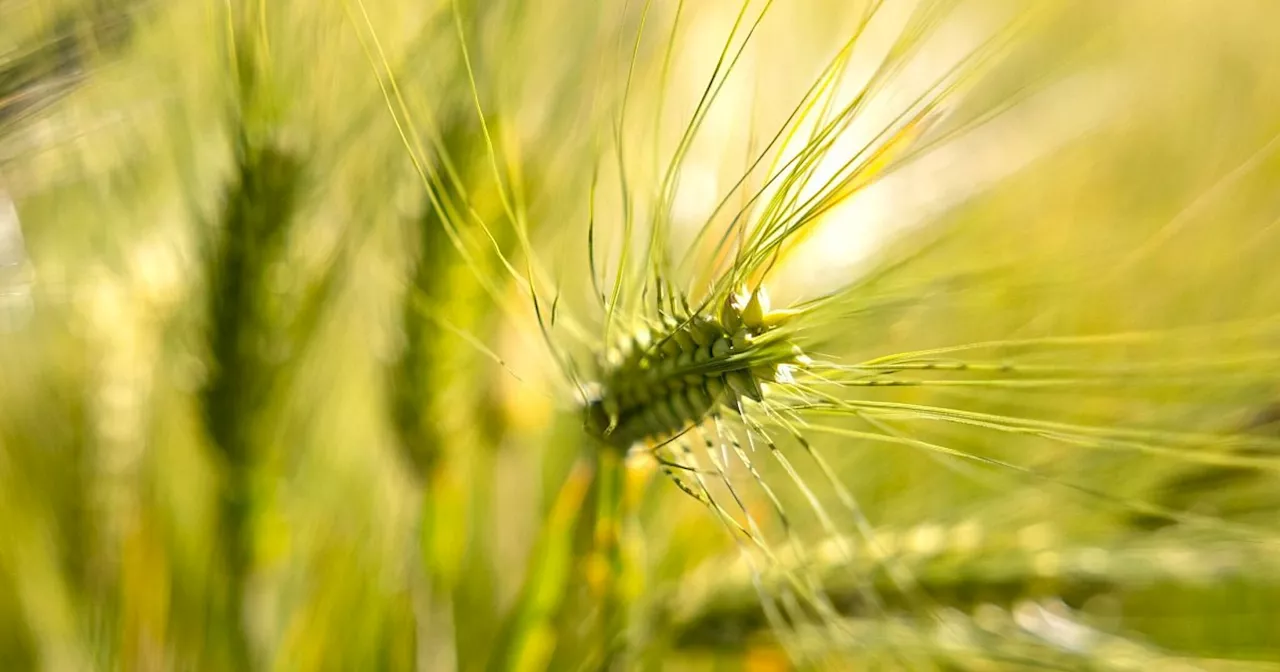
[{"x1": 586, "y1": 284, "x2": 809, "y2": 448}]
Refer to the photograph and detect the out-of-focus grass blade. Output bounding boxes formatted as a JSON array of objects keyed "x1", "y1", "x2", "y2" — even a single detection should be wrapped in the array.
[{"x1": 490, "y1": 456, "x2": 594, "y2": 672}]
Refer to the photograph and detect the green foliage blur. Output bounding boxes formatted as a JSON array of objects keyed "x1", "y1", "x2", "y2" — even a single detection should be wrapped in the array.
[{"x1": 2, "y1": 1, "x2": 1280, "y2": 670}]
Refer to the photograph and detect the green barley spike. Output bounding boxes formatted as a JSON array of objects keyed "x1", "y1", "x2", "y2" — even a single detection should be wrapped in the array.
[{"x1": 585, "y1": 286, "x2": 807, "y2": 451}]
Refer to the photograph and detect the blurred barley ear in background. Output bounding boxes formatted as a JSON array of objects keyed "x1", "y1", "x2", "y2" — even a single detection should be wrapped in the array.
[{"x1": 2, "y1": 1, "x2": 1280, "y2": 671}]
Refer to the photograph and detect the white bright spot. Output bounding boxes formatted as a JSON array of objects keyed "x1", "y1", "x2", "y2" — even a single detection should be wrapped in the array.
[
  {"x1": 671, "y1": 163, "x2": 721, "y2": 225},
  {"x1": 775, "y1": 67, "x2": 1125, "y2": 300}
]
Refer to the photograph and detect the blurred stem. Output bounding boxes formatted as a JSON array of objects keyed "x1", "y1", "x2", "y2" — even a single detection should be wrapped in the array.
[
  {"x1": 489, "y1": 456, "x2": 594, "y2": 672},
  {"x1": 389, "y1": 171, "x2": 469, "y2": 670},
  {"x1": 197, "y1": 5, "x2": 303, "y2": 666},
  {"x1": 0, "y1": 332, "x2": 93, "y2": 669},
  {"x1": 388, "y1": 105, "x2": 520, "y2": 668},
  {"x1": 586, "y1": 450, "x2": 627, "y2": 669},
  {"x1": 201, "y1": 125, "x2": 303, "y2": 668}
]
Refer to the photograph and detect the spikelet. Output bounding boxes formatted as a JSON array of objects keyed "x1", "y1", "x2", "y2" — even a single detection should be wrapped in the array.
[{"x1": 585, "y1": 286, "x2": 806, "y2": 450}]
